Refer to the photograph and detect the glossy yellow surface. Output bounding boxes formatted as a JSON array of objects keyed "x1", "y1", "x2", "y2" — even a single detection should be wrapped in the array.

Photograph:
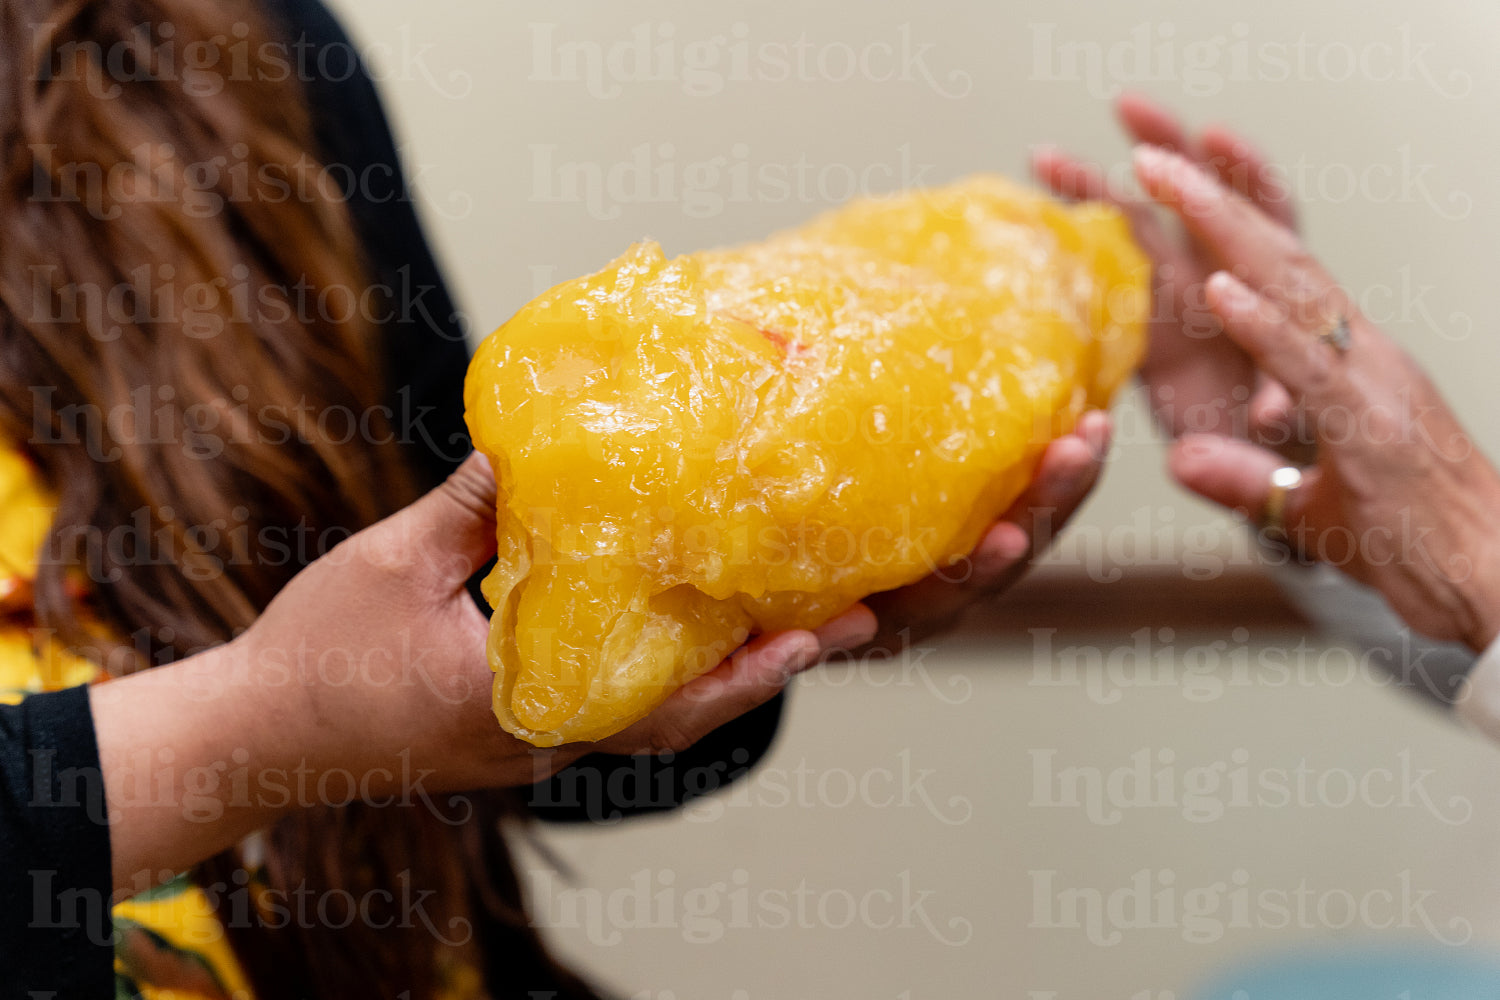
[{"x1": 465, "y1": 176, "x2": 1148, "y2": 746}]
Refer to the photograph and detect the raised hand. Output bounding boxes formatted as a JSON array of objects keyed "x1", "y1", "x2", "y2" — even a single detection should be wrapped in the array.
[
  {"x1": 1131, "y1": 143, "x2": 1500, "y2": 653},
  {"x1": 1033, "y1": 92, "x2": 1299, "y2": 445}
]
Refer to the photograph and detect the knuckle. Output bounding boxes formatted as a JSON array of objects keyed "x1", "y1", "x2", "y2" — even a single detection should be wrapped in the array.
[
  {"x1": 1278, "y1": 249, "x2": 1328, "y2": 313},
  {"x1": 651, "y1": 717, "x2": 700, "y2": 756},
  {"x1": 442, "y1": 459, "x2": 497, "y2": 520},
  {"x1": 348, "y1": 526, "x2": 422, "y2": 582},
  {"x1": 1359, "y1": 401, "x2": 1406, "y2": 448},
  {"x1": 1301, "y1": 350, "x2": 1348, "y2": 404}
]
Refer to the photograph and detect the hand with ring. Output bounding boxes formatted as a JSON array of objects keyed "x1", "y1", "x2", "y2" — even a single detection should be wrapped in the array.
[
  {"x1": 1130, "y1": 136, "x2": 1500, "y2": 653},
  {"x1": 1036, "y1": 95, "x2": 1500, "y2": 654}
]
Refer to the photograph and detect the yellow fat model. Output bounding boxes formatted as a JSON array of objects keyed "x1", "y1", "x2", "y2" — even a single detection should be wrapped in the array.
[{"x1": 465, "y1": 176, "x2": 1148, "y2": 746}]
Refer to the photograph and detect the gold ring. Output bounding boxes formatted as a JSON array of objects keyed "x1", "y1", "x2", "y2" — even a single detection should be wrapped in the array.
[
  {"x1": 1317, "y1": 314, "x2": 1351, "y2": 353},
  {"x1": 1261, "y1": 465, "x2": 1303, "y2": 535}
]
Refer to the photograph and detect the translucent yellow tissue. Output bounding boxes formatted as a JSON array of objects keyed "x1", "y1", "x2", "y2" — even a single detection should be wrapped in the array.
[{"x1": 465, "y1": 176, "x2": 1148, "y2": 745}]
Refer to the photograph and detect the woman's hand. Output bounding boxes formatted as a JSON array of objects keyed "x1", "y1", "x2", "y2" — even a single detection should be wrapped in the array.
[
  {"x1": 858, "y1": 411, "x2": 1112, "y2": 650},
  {"x1": 91, "y1": 452, "x2": 874, "y2": 894},
  {"x1": 1033, "y1": 93, "x2": 1299, "y2": 444},
  {"x1": 1127, "y1": 142, "x2": 1500, "y2": 653},
  {"x1": 240, "y1": 451, "x2": 873, "y2": 782}
]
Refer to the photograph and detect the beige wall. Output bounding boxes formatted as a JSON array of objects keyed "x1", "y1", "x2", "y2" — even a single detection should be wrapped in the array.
[
  {"x1": 327, "y1": 1, "x2": 1500, "y2": 995},
  {"x1": 327, "y1": 0, "x2": 1500, "y2": 541}
]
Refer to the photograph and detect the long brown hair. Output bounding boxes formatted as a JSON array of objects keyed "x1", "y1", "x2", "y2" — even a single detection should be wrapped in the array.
[{"x1": 0, "y1": 1, "x2": 590, "y2": 996}]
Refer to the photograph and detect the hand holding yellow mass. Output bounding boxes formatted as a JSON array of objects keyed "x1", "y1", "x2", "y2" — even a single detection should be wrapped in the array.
[{"x1": 465, "y1": 176, "x2": 1149, "y2": 745}]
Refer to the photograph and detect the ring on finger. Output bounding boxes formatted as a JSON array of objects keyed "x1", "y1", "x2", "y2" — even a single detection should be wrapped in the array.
[
  {"x1": 1261, "y1": 465, "x2": 1304, "y2": 536},
  {"x1": 1316, "y1": 313, "x2": 1351, "y2": 354}
]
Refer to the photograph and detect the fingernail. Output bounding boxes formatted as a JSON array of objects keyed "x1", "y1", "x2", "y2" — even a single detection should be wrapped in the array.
[
  {"x1": 975, "y1": 523, "x2": 1030, "y2": 577},
  {"x1": 1207, "y1": 270, "x2": 1255, "y2": 310},
  {"x1": 1176, "y1": 166, "x2": 1222, "y2": 209},
  {"x1": 812, "y1": 604, "x2": 878, "y2": 655},
  {"x1": 1137, "y1": 145, "x2": 1218, "y2": 206},
  {"x1": 1132, "y1": 144, "x2": 1168, "y2": 177},
  {"x1": 1079, "y1": 411, "x2": 1112, "y2": 461},
  {"x1": 1128, "y1": 145, "x2": 1164, "y2": 190}
]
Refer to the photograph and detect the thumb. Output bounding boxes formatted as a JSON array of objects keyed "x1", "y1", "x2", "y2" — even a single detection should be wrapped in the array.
[{"x1": 382, "y1": 449, "x2": 500, "y2": 589}]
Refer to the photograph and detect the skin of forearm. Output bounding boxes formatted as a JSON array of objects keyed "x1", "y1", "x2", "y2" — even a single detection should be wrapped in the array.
[
  {"x1": 87, "y1": 638, "x2": 586, "y2": 897},
  {"x1": 89, "y1": 641, "x2": 311, "y2": 895}
]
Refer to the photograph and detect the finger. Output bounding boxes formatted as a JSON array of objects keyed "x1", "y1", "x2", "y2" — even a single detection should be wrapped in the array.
[
  {"x1": 1204, "y1": 270, "x2": 1351, "y2": 412},
  {"x1": 1031, "y1": 147, "x2": 1180, "y2": 267},
  {"x1": 1168, "y1": 433, "x2": 1318, "y2": 530},
  {"x1": 1133, "y1": 145, "x2": 1349, "y2": 322},
  {"x1": 1117, "y1": 92, "x2": 1197, "y2": 155},
  {"x1": 1246, "y1": 377, "x2": 1316, "y2": 463},
  {"x1": 1199, "y1": 125, "x2": 1297, "y2": 230},
  {"x1": 1116, "y1": 94, "x2": 1298, "y2": 266},
  {"x1": 1249, "y1": 377, "x2": 1295, "y2": 436},
  {"x1": 970, "y1": 412, "x2": 1112, "y2": 587},
  {"x1": 810, "y1": 602, "x2": 879, "y2": 655},
  {"x1": 1117, "y1": 95, "x2": 1295, "y2": 231},
  {"x1": 1031, "y1": 144, "x2": 1111, "y2": 202},
  {"x1": 856, "y1": 418, "x2": 1109, "y2": 649},
  {"x1": 998, "y1": 413, "x2": 1109, "y2": 550},
  {"x1": 637, "y1": 630, "x2": 821, "y2": 753},
  {"x1": 1114, "y1": 93, "x2": 1224, "y2": 263}
]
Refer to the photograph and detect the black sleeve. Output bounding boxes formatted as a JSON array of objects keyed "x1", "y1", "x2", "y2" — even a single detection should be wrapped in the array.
[
  {"x1": 0, "y1": 685, "x2": 114, "y2": 996},
  {"x1": 263, "y1": 0, "x2": 787, "y2": 822}
]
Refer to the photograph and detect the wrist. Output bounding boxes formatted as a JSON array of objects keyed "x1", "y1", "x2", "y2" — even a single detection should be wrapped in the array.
[
  {"x1": 1459, "y1": 560, "x2": 1500, "y2": 655},
  {"x1": 230, "y1": 623, "x2": 408, "y2": 798},
  {"x1": 92, "y1": 639, "x2": 306, "y2": 893},
  {"x1": 1454, "y1": 475, "x2": 1500, "y2": 654},
  {"x1": 237, "y1": 619, "x2": 578, "y2": 798}
]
